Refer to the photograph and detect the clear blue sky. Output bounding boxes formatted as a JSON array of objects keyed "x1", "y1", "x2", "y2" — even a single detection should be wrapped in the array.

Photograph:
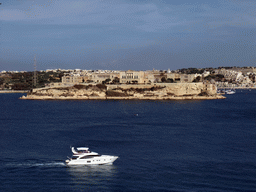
[{"x1": 1, "y1": 0, "x2": 255, "y2": 71}]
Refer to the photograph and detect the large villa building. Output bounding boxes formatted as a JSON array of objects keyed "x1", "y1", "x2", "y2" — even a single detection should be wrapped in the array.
[{"x1": 61, "y1": 70, "x2": 201, "y2": 85}]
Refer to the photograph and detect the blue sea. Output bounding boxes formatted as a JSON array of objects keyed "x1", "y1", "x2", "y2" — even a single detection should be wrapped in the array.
[{"x1": 0, "y1": 90, "x2": 256, "y2": 192}]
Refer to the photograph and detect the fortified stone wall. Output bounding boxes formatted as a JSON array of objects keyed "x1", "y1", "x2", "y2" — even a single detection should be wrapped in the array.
[
  {"x1": 107, "y1": 82, "x2": 216, "y2": 96},
  {"x1": 22, "y1": 82, "x2": 220, "y2": 100}
]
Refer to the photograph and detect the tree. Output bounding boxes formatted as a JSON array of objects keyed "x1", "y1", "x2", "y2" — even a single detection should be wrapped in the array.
[
  {"x1": 166, "y1": 78, "x2": 174, "y2": 83},
  {"x1": 161, "y1": 77, "x2": 167, "y2": 82},
  {"x1": 112, "y1": 77, "x2": 120, "y2": 84},
  {"x1": 192, "y1": 76, "x2": 201, "y2": 82}
]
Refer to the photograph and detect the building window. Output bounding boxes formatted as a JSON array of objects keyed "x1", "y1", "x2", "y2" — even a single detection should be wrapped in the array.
[{"x1": 127, "y1": 73, "x2": 133, "y2": 79}]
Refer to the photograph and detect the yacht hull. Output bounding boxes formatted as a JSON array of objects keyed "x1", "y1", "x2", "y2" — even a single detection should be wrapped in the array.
[{"x1": 66, "y1": 155, "x2": 118, "y2": 165}]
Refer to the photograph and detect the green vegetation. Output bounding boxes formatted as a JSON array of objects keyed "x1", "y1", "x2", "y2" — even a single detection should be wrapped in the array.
[
  {"x1": 178, "y1": 68, "x2": 205, "y2": 74},
  {"x1": 0, "y1": 71, "x2": 63, "y2": 90},
  {"x1": 204, "y1": 74, "x2": 225, "y2": 82}
]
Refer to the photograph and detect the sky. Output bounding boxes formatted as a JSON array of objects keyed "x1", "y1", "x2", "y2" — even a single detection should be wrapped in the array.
[{"x1": 0, "y1": 0, "x2": 256, "y2": 71}]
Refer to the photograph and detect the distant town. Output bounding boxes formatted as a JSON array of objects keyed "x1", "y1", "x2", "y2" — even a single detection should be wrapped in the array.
[{"x1": 0, "y1": 66, "x2": 256, "y2": 91}]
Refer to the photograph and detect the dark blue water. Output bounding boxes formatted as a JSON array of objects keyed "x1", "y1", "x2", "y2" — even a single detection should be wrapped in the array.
[{"x1": 0, "y1": 90, "x2": 256, "y2": 191}]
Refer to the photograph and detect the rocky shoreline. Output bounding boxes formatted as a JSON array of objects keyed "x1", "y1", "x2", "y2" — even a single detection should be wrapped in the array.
[
  {"x1": 19, "y1": 83, "x2": 226, "y2": 100},
  {"x1": 20, "y1": 95, "x2": 225, "y2": 100}
]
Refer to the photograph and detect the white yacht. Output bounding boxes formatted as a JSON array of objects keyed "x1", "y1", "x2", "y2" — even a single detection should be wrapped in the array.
[{"x1": 65, "y1": 147, "x2": 118, "y2": 165}]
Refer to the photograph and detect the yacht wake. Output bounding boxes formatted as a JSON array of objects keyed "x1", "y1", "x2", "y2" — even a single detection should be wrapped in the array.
[{"x1": 5, "y1": 161, "x2": 66, "y2": 168}]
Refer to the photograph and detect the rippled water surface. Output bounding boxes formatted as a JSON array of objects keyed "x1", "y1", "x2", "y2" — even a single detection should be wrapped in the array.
[{"x1": 0, "y1": 91, "x2": 256, "y2": 191}]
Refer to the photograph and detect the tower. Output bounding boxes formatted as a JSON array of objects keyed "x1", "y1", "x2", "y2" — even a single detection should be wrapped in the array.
[{"x1": 33, "y1": 55, "x2": 37, "y2": 88}]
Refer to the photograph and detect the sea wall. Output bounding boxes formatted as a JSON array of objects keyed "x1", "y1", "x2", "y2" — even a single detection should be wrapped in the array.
[
  {"x1": 0, "y1": 90, "x2": 29, "y2": 93},
  {"x1": 20, "y1": 83, "x2": 225, "y2": 100}
]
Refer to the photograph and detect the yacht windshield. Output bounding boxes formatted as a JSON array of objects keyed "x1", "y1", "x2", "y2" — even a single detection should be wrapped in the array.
[
  {"x1": 80, "y1": 155, "x2": 101, "y2": 159},
  {"x1": 71, "y1": 156, "x2": 79, "y2": 160}
]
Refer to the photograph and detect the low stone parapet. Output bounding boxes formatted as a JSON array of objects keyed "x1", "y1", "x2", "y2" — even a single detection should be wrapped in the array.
[{"x1": 20, "y1": 94, "x2": 225, "y2": 100}]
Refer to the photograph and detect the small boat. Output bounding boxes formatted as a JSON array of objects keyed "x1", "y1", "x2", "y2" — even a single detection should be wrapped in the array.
[
  {"x1": 65, "y1": 147, "x2": 118, "y2": 165},
  {"x1": 225, "y1": 90, "x2": 235, "y2": 94}
]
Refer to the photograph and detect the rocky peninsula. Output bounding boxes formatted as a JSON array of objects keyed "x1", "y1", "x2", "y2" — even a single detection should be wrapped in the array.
[{"x1": 20, "y1": 82, "x2": 225, "y2": 100}]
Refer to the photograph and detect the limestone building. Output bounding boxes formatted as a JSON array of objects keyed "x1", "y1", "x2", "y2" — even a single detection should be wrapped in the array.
[
  {"x1": 62, "y1": 73, "x2": 87, "y2": 84},
  {"x1": 91, "y1": 72, "x2": 119, "y2": 83},
  {"x1": 120, "y1": 70, "x2": 145, "y2": 84}
]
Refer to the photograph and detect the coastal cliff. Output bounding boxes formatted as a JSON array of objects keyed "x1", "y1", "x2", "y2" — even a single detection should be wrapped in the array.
[{"x1": 20, "y1": 83, "x2": 225, "y2": 100}]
